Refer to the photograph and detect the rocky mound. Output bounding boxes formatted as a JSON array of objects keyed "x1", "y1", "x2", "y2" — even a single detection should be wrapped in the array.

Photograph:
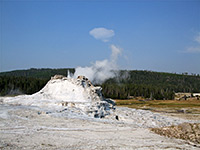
[{"x1": 151, "y1": 123, "x2": 200, "y2": 144}]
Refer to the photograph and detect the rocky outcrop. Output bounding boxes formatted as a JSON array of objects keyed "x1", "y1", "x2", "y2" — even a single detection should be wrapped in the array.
[{"x1": 51, "y1": 75, "x2": 65, "y2": 80}]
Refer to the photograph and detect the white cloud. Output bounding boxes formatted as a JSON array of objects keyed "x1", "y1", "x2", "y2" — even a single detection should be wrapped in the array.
[
  {"x1": 185, "y1": 46, "x2": 200, "y2": 53},
  {"x1": 194, "y1": 32, "x2": 200, "y2": 44},
  {"x1": 89, "y1": 27, "x2": 115, "y2": 42},
  {"x1": 184, "y1": 32, "x2": 200, "y2": 53}
]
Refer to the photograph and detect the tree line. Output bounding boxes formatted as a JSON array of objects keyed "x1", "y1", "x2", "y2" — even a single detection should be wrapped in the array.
[
  {"x1": 0, "y1": 76, "x2": 48, "y2": 96},
  {"x1": 101, "y1": 70, "x2": 200, "y2": 100},
  {"x1": 0, "y1": 68, "x2": 75, "y2": 79},
  {"x1": 102, "y1": 83, "x2": 175, "y2": 100}
]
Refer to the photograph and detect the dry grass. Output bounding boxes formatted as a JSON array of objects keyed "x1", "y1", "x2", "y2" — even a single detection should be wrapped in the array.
[
  {"x1": 115, "y1": 99, "x2": 200, "y2": 108},
  {"x1": 115, "y1": 99, "x2": 200, "y2": 120}
]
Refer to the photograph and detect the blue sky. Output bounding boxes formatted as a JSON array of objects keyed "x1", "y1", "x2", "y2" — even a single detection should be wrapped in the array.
[{"x1": 0, "y1": 0, "x2": 200, "y2": 74}]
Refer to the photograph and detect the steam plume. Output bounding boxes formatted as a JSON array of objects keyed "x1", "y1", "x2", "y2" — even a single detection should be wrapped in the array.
[{"x1": 74, "y1": 44, "x2": 122, "y2": 84}]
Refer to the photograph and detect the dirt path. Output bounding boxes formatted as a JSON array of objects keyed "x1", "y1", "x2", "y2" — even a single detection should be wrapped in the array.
[{"x1": 0, "y1": 105, "x2": 199, "y2": 150}]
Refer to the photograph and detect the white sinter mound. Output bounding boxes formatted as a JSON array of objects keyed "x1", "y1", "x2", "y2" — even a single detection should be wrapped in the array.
[{"x1": 2, "y1": 75, "x2": 115, "y2": 118}]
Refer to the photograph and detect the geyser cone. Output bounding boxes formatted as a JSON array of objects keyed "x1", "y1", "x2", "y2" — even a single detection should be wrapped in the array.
[{"x1": 2, "y1": 75, "x2": 115, "y2": 118}]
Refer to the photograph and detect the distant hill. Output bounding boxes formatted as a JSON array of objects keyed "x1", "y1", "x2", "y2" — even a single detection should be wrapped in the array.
[
  {"x1": 0, "y1": 68, "x2": 75, "y2": 79},
  {"x1": 102, "y1": 70, "x2": 200, "y2": 99},
  {"x1": 0, "y1": 68, "x2": 200, "y2": 100}
]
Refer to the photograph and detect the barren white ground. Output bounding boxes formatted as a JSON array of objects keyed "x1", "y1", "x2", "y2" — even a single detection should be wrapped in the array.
[{"x1": 0, "y1": 104, "x2": 199, "y2": 150}]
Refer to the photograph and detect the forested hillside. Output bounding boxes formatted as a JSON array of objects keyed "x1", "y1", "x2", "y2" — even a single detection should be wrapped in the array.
[
  {"x1": 0, "y1": 76, "x2": 48, "y2": 96},
  {"x1": 0, "y1": 68, "x2": 75, "y2": 79},
  {"x1": 0, "y1": 68, "x2": 200, "y2": 100},
  {"x1": 102, "y1": 71, "x2": 200, "y2": 99}
]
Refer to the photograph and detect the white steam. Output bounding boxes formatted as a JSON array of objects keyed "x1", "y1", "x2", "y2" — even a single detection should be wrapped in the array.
[
  {"x1": 74, "y1": 44, "x2": 122, "y2": 84},
  {"x1": 67, "y1": 70, "x2": 73, "y2": 78},
  {"x1": 74, "y1": 27, "x2": 122, "y2": 83}
]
